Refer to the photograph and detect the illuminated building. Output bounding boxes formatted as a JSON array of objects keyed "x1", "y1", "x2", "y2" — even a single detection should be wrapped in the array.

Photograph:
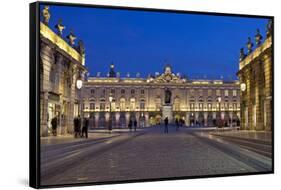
[
  {"x1": 83, "y1": 64, "x2": 240, "y2": 128},
  {"x1": 237, "y1": 20, "x2": 273, "y2": 131},
  {"x1": 40, "y1": 6, "x2": 87, "y2": 136}
]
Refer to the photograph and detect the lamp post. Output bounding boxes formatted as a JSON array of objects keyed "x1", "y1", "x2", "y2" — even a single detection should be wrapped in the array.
[
  {"x1": 108, "y1": 96, "x2": 113, "y2": 133},
  {"x1": 217, "y1": 96, "x2": 222, "y2": 130},
  {"x1": 76, "y1": 76, "x2": 83, "y2": 134},
  {"x1": 240, "y1": 82, "x2": 246, "y2": 129}
]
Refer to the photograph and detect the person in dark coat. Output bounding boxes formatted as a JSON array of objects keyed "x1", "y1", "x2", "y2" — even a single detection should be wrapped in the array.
[
  {"x1": 175, "y1": 118, "x2": 179, "y2": 131},
  {"x1": 82, "y1": 117, "x2": 89, "y2": 138},
  {"x1": 51, "y1": 116, "x2": 57, "y2": 136},
  {"x1": 74, "y1": 115, "x2": 81, "y2": 138},
  {"x1": 134, "y1": 120, "x2": 137, "y2": 132},
  {"x1": 164, "y1": 117, "x2": 169, "y2": 133},
  {"x1": 128, "y1": 119, "x2": 133, "y2": 132}
]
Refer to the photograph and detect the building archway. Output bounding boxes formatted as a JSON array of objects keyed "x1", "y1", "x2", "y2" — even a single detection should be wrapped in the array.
[{"x1": 119, "y1": 112, "x2": 126, "y2": 128}]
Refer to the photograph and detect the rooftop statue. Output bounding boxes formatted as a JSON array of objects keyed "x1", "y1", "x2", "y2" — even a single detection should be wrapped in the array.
[
  {"x1": 42, "y1": 6, "x2": 51, "y2": 25},
  {"x1": 239, "y1": 48, "x2": 246, "y2": 61},
  {"x1": 55, "y1": 19, "x2": 65, "y2": 37},
  {"x1": 67, "y1": 30, "x2": 76, "y2": 47},
  {"x1": 255, "y1": 29, "x2": 263, "y2": 46},
  {"x1": 246, "y1": 37, "x2": 253, "y2": 54},
  {"x1": 266, "y1": 20, "x2": 272, "y2": 38}
]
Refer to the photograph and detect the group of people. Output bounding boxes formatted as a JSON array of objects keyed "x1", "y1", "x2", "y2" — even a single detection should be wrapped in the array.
[
  {"x1": 73, "y1": 115, "x2": 89, "y2": 138},
  {"x1": 163, "y1": 117, "x2": 185, "y2": 133},
  {"x1": 128, "y1": 119, "x2": 138, "y2": 132}
]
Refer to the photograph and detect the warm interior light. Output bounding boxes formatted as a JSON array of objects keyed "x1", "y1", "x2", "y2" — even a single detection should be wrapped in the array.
[
  {"x1": 240, "y1": 83, "x2": 246, "y2": 92},
  {"x1": 76, "y1": 79, "x2": 83, "y2": 89}
]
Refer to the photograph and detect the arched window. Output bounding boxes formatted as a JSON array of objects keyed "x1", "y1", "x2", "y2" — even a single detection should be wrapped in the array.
[
  {"x1": 140, "y1": 99, "x2": 145, "y2": 110},
  {"x1": 130, "y1": 98, "x2": 136, "y2": 111},
  {"x1": 174, "y1": 97, "x2": 180, "y2": 111},
  {"x1": 100, "y1": 98, "x2": 105, "y2": 111},
  {"x1": 120, "y1": 98, "x2": 126, "y2": 111}
]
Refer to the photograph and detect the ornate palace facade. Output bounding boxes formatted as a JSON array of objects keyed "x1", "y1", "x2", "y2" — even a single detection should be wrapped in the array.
[
  {"x1": 40, "y1": 6, "x2": 87, "y2": 136},
  {"x1": 237, "y1": 20, "x2": 273, "y2": 131},
  {"x1": 82, "y1": 65, "x2": 240, "y2": 128}
]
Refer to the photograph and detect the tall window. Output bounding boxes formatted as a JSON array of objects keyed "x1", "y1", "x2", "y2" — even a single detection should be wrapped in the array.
[
  {"x1": 131, "y1": 89, "x2": 135, "y2": 94},
  {"x1": 190, "y1": 89, "x2": 195, "y2": 97},
  {"x1": 90, "y1": 102, "x2": 95, "y2": 110},
  {"x1": 224, "y1": 90, "x2": 229, "y2": 97},
  {"x1": 208, "y1": 89, "x2": 212, "y2": 96},
  {"x1": 121, "y1": 89, "x2": 125, "y2": 94},
  {"x1": 233, "y1": 103, "x2": 237, "y2": 110},
  {"x1": 140, "y1": 99, "x2": 145, "y2": 110},
  {"x1": 190, "y1": 103, "x2": 195, "y2": 110},
  {"x1": 199, "y1": 90, "x2": 203, "y2": 97},
  {"x1": 233, "y1": 90, "x2": 237, "y2": 97},
  {"x1": 199, "y1": 103, "x2": 203, "y2": 110},
  {"x1": 216, "y1": 89, "x2": 221, "y2": 96},
  {"x1": 120, "y1": 98, "x2": 126, "y2": 111},
  {"x1": 111, "y1": 89, "x2": 115, "y2": 94},
  {"x1": 141, "y1": 89, "x2": 145, "y2": 94},
  {"x1": 130, "y1": 98, "x2": 136, "y2": 110},
  {"x1": 208, "y1": 103, "x2": 212, "y2": 110},
  {"x1": 100, "y1": 99, "x2": 105, "y2": 111},
  {"x1": 90, "y1": 89, "x2": 95, "y2": 95}
]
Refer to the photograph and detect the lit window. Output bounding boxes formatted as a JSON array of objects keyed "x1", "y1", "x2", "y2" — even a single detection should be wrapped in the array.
[
  {"x1": 216, "y1": 89, "x2": 221, "y2": 96},
  {"x1": 140, "y1": 100, "x2": 145, "y2": 110},
  {"x1": 90, "y1": 103, "x2": 95, "y2": 110},
  {"x1": 225, "y1": 90, "x2": 229, "y2": 97},
  {"x1": 208, "y1": 89, "x2": 212, "y2": 96},
  {"x1": 233, "y1": 90, "x2": 237, "y2": 97},
  {"x1": 120, "y1": 98, "x2": 126, "y2": 111},
  {"x1": 130, "y1": 98, "x2": 136, "y2": 110}
]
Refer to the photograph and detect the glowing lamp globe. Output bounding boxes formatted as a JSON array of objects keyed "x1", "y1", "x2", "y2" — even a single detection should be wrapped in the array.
[
  {"x1": 240, "y1": 83, "x2": 246, "y2": 92},
  {"x1": 76, "y1": 79, "x2": 83, "y2": 89}
]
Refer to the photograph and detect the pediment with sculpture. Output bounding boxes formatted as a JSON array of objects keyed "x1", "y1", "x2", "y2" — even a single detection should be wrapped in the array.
[{"x1": 151, "y1": 65, "x2": 186, "y2": 84}]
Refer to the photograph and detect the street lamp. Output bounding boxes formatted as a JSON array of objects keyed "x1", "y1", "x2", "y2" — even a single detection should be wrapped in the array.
[
  {"x1": 240, "y1": 83, "x2": 246, "y2": 92},
  {"x1": 76, "y1": 76, "x2": 83, "y2": 133},
  {"x1": 76, "y1": 78, "x2": 83, "y2": 90},
  {"x1": 217, "y1": 96, "x2": 222, "y2": 130},
  {"x1": 108, "y1": 96, "x2": 113, "y2": 133}
]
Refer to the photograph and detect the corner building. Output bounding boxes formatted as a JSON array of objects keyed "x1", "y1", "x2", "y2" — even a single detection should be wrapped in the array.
[
  {"x1": 40, "y1": 6, "x2": 87, "y2": 136},
  {"x1": 237, "y1": 21, "x2": 273, "y2": 131},
  {"x1": 83, "y1": 65, "x2": 240, "y2": 128}
]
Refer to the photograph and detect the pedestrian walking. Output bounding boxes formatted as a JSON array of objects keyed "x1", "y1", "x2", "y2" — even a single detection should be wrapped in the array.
[
  {"x1": 164, "y1": 117, "x2": 169, "y2": 133},
  {"x1": 51, "y1": 116, "x2": 57, "y2": 136},
  {"x1": 134, "y1": 120, "x2": 137, "y2": 132},
  {"x1": 74, "y1": 115, "x2": 81, "y2": 138},
  {"x1": 175, "y1": 118, "x2": 179, "y2": 131},
  {"x1": 82, "y1": 117, "x2": 89, "y2": 138},
  {"x1": 128, "y1": 119, "x2": 133, "y2": 132}
]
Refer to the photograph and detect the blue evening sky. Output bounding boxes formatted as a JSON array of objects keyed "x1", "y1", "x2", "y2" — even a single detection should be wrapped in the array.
[{"x1": 40, "y1": 4, "x2": 269, "y2": 79}]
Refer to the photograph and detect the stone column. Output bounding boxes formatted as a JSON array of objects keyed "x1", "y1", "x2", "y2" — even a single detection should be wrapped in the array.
[
  {"x1": 145, "y1": 112, "x2": 149, "y2": 127},
  {"x1": 203, "y1": 112, "x2": 208, "y2": 126},
  {"x1": 185, "y1": 112, "x2": 190, "y2": 126},
  {"x1": 95, "y1": 112, "x2": 99, "y2": 128},
  {"x1": 40, "y1": 92, "x2": 49, "y2": 137}
]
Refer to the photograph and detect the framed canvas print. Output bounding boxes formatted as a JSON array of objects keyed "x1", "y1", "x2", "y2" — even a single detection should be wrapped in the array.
[{"x1": 29, "y1": 1, "x2": 274, "y2": 188}]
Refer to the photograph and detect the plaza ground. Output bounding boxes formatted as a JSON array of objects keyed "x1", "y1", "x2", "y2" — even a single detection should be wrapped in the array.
[{"x1": 40, "y1": 125, "x2": 272, "y2": 186}]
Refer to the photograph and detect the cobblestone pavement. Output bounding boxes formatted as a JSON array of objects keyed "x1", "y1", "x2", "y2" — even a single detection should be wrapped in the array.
[{"x1": 40, "y1": 126, "x2": 272, "y2": 186}]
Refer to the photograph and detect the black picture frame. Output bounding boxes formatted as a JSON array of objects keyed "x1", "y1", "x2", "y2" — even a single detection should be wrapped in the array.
[{"x1": 30, "y1": 1, "x2": 274, "y2": 188}]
